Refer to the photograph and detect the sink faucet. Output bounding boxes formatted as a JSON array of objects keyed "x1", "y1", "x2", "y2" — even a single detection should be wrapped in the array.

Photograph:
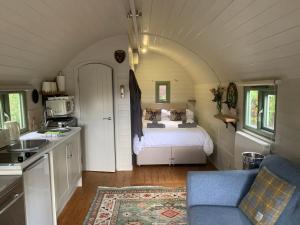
[{"x1": 43, "y1": 107, "x2": 54, "y2": 129}]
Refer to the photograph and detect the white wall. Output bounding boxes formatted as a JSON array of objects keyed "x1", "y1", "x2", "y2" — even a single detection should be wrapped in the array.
[
  {"x1": 194, "y1": 83, "x2": 237, "y2": 170},
  {"x1": 273, "y1": 78, "x2": 300, "y2": 165},
  {"x1": 63, "y1": 35, "x2": 132, "y2": 171},
  {"x1": 26, "y1": 79, "x2": 44, "y2": 131},
  {"x1": 195, "y1": 79, "x2": 300, "y2": 169},
  {"x1": 136, "y1": 52, "x2": 195, "y2": 104}
]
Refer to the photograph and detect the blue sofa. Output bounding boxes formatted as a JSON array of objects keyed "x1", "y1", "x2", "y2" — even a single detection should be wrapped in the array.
[{"x1": 187, "y1": 155, "x2": 300, "y2": 225}]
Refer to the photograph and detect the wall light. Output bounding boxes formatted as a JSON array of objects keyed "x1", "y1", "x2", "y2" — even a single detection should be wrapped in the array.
[
  {"x1": 140, "y1": 47, "x2": 148, "y2": 54},
  {"x1": 120, "y1": 85, "x2": 125, "y2": 99}
]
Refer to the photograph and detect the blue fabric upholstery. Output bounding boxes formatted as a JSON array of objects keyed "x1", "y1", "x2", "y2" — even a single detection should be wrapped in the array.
[
  {"x1": 187, "y1": 155, "x2": 300, "y2": 225},
  {"x1": 188, "y1": 206, "x2": 252, "y2": 225},
  {"x1": 260, "y1": 155, "x2": 300, "y2": 225},
  {"x1": 187, "y1": 170, "x2": 258, "y2": 208}
]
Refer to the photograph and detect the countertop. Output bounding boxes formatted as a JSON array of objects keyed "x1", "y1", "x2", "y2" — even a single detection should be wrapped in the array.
[{"x1": 0, "y1": 127, "x2": 81, "y2": 175}]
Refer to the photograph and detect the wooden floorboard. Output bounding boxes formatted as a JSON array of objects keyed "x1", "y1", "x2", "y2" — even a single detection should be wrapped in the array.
[{"x1": 58, "y1": 163, "x2": 216, "y2": 225}]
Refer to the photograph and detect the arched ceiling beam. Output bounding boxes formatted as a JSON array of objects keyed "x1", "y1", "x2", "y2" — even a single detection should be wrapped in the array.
[{"x1": 140, "y1": 32, "x2": 221, "y2": 84}]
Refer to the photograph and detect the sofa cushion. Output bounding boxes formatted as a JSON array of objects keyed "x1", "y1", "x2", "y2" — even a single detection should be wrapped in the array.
[
  {"x1": 260, "y1": 155, "x2": 300, "y2": 225},
  {"x1": 239, "y1": 166, "x2": 295, "y2": 225},
  {"x1": 188, "y1": 205, "x2": 252, "y2": 225}
]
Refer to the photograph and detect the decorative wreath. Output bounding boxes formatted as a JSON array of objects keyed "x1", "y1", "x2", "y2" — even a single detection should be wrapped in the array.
[{"x1": 225, "y1": 82, "x2": 238, "y2": 109}]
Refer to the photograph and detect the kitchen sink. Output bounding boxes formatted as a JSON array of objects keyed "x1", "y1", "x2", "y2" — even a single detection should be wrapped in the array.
[
  {"x1": 5, "y1": 139, "x2": 49, "y2": 152},
  {"x1": 49, "y1": 128, "x2": 71, "y2": 132}
]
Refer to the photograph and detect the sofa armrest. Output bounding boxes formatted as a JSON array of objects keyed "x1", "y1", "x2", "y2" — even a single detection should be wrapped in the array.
[{"x1": 187, "y1": 169, "x2": 258, "y2": 208}]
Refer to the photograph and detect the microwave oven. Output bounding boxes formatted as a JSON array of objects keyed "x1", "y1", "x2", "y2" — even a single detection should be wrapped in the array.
[{"x1": 45, "y1": 96, "x2": 74, "y2": 116}]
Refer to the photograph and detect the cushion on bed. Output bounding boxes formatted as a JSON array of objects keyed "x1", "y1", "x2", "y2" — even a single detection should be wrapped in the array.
[
  {"x1": 147, "y1": 123, "x2": 165, "y2": 128},
  {"x1": 178, "y1": 122, "x2": 197, "y2": 128},
  {"x1": 186, "y1": 109, "x2": 194, "y2": 121},
  {"x1": 170, "y1": 109, "x2": 186, "y2": 121},
  {"x1": 144, "y1": 108, "x2": 161, "y2": 121},
  {"x1": 161, "y1": 109, "x2": 170, "y2": 120}
]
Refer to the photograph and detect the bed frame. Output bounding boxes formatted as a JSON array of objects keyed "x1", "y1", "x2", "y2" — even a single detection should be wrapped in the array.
[
  {"x1": 136, "y1": 103, "x2": 207, "y2": 166},
  {"x1": 137, "y1": 146, "x2": 207, "y2": 166}
]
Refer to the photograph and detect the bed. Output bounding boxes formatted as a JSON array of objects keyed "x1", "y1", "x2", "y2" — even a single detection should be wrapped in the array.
[{"x1": 133, "y1": 103, "x2": 214, "y2": 166}]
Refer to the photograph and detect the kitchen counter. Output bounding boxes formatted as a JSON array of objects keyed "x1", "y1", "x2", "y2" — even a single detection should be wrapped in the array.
[{"x1": 0, "y1": 127, "x2": 81, "y2": 175}]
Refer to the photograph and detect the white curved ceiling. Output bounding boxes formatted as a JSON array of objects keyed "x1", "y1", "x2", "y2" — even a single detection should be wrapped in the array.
[
  {"x1": 144, "y1": 35, "x2": 220, "y2": 84},
  {"x1": 0, "y1": 0, "x2": 128, "y2": 83},
  {"x1": 1, "y1": 0, "x2": 300, "y2": 84},
  {"x1": 135, "y1": 0, "x2": 300, "y2": 82}
]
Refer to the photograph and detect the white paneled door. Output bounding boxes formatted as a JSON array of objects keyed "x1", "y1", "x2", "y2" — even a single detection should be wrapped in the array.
[{"x1": 78, "y1": 63, "x2": 115, "y2": 172}]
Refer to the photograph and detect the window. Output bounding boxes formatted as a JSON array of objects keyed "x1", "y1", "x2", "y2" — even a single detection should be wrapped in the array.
[
  {"x1": 0, "y1": 92, "x2": 28, "y2": 133},
  {"x1": 244, "y1": 86, "x2": 277, "y2": 139},
  {"x1": 155, "y1": 81, "x2": 170, "y2": 103}
]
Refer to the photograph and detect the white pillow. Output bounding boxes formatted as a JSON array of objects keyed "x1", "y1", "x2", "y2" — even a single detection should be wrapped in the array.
[
  {"x1": 161, "y1": 109, "x2": 170, "y2": 121},
  {"x1": 186, "y1": 109, "x2": 194, "y2": 121}
]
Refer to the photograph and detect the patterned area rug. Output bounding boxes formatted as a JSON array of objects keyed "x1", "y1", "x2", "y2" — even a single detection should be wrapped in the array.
[{"x1": 83, "y1": 186, "x2": 187, "y2": 225}]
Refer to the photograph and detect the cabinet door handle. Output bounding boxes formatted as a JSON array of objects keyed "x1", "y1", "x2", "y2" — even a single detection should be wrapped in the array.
[{"x1": 103, "y1": 117, "x2": 112, "y2": 120}]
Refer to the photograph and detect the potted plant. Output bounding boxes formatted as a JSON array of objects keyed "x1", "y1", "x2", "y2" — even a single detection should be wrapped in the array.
[{"x1": 210, "y1": 85, "x2": 225, "y2": 113}]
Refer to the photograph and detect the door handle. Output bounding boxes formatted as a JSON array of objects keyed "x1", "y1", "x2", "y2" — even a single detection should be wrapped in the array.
[{"x1": 103, "y1": 117, "x2": 112, "y2": 120}]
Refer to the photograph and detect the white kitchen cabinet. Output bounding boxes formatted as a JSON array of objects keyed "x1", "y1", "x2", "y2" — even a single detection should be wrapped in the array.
[
  {"x1": 52, "y1": 143, "x2": 69, "y2": 211},
  {"x1": 51, "y1": 132, "x2": 82, "y2": 216},
  {"x1": 66, "y1": 133, "x2": 81, "y2": 188},
  {"x1": 23, "y1": 154, "x2": 54, "y2": 225}
]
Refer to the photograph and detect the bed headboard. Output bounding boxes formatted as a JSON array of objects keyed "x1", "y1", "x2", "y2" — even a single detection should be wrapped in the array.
[{"x1": 142, "y1": 103, "x2": 188, "y2": 110}]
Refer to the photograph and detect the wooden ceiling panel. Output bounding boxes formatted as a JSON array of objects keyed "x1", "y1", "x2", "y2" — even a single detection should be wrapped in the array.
[
  {"x1": 1, "y1": 0, "x2": 300, "y2": 83},
  {"x1": 138, "y1": 0, "x2": 300, "y2": 81},
  {"x1": 0, "y1": 0, "x2": 128, "y2": 82}
]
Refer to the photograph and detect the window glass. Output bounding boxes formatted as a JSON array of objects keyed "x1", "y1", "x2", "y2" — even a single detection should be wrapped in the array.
[
  {"x1": 159, "y1": 85, "x2": 167, "y2": 102},
  {"x1": 155, "y1": 81, "x2": 170, "y2": 103},
  {"x1": 246, "y1": 90, "x2": 258, "y2": 128},
  {"x1": 244, "y1": 86, "x2": 277, "y2": 139},
  {"x1": 263, "y1": 94, "x2": 276, "y2": 130},
  {"x1": 0, "y1": 92, "x2": 28, "y2": 132},
  {"x1": 8, "y1": 93, "x2": 26, "y2": 129},
  {"x1": 0, "y1": 100, "x2": 3, "y2": 128}
]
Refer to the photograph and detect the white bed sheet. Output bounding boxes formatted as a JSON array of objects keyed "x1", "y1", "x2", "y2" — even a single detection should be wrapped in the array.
[{"x1": 133, "y1": 119, "x2": 214, "y2": 156}]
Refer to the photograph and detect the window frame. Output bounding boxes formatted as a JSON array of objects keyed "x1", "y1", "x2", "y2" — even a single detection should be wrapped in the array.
[
  {"x1": 155, "y1": 81, "x2": 170, "y2": 103},
  {"x1": 243, "y1": 86, "x2": 277, "y2": 140},
  {"x1": 0, "y1": 91, "x2": 28, "y2": 134}
]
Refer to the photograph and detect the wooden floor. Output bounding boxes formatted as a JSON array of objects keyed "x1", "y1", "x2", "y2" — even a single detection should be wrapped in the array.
[{"x1": 58, "y1": 163, "x2": 216, "y2": 225}]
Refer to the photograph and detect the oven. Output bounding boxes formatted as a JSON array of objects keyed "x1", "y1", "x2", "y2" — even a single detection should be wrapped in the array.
[{"x1": 0, "y1": 176, "x2": 26, "y2": 225}]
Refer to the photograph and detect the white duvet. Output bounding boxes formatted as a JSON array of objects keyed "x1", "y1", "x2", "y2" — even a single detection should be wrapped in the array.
[{"x1": 133, "y1": 119, "x2": 214, "y2": 156}]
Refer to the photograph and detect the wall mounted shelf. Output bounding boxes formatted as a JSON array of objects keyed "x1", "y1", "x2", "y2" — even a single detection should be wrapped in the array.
[{"x1": 214, "y1": 113, "x2": 239, "y2": 131}]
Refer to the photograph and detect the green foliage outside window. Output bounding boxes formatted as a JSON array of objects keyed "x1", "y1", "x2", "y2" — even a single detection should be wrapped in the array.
[
  {"x1": 244, "y1": 86, "x2": 277, "y2": 140},
  {"x1": 0, "y1": 92, "x2": 28, "y2": 132}
]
